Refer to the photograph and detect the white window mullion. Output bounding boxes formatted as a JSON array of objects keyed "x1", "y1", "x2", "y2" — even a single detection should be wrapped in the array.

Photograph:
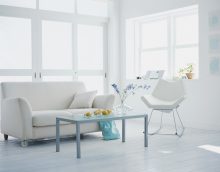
[
  {"x1": 175, "y1": 44, "x2": 198, "y2": 49},
  {"x1": 133, "y1": 22, "x2": 140, "y2": 78},
  {"x1": 38, "y1": 19, "x2": 43, "y2": 81},
  {"x1": 0, "y1": 69, "x2": 32, "y2": 76},
  {"x1": 72, "y1": 22, "x2": 78, "y2": 80},
  {"x1": 36, "y1": 0, "x2": 39, "y2": 10},
  {"x1": 75, "y1": 0, "x2": 78, "y2": 15},
  {"x1": 32, "y1": 15, "x2": 42, "y2": 81},
  {"x1": 138, "y1": 23, "x2": 143, "y2": 77},
  {"x1": 103, "y1": 23, "x2": 108, "y2": 93},
  {"x1": 142, "y1": 47, "x2": 168, "y2": 52},
  {"x1": 170, "y1": 16, "x2": 175, "y2": 78}
]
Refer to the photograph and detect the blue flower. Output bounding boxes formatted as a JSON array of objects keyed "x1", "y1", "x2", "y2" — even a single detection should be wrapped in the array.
[
  {"x1": 126, "y1": 84, "x2": 133, "y2": 90},
  {"x1": 112, "y1": 84, "x2": 120, "y2": 94},
  {"x1": 143, "y1": 84, "x2": 151, "y2": 89},
  {"x1": 112, "y1": 83, "x2": 151, "y2": 99}
]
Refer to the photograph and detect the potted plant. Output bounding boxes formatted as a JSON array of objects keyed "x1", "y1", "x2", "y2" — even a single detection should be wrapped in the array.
[{"x1": 178, "y1": 64, "x2": 195, "y2": 79}]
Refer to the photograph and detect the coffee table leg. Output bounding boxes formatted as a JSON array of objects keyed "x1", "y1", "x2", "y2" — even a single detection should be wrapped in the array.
[
  {"x1": 122, "y1": 119, "x2": 125, "y2": 142},
  {"x1": 76, "y1": 122, "x2": 81, "y2": 159},
  {"x1": 56, "y1": 118, "x2": 60, "y2": 152},
  {"x1": 144, "y1": 115, "x2": 148, "y2": 147}
]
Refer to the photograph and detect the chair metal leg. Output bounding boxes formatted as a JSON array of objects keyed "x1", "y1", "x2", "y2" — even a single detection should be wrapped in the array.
[
  {"x1": 175, "y1": 108, "x2": 185, "y2": 137},
  {"x1": 172, "y1": 110, "x2": 178, "y2": 135},
  {"x1": 148, "y1": 111, "x2": 164, "y2": 135},
  {"x1": 147, "y1": 108, "x2": 185, "y2": 137},
  {"x1": 148, "y1": 110, "x2": 154, "y2": 124}
]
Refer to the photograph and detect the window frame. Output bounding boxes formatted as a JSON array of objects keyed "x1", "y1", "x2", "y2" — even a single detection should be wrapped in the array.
[{"x1": 0, "y1": 1, "x2": 109, "y2": 93}]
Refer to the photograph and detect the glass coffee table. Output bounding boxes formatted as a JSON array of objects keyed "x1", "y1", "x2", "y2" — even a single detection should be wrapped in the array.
[{"x1": 56, "y1": 112, "x2": 148, "y2": 159}]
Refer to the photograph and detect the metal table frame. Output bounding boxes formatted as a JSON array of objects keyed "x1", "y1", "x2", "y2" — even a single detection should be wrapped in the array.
[{"x1": 56, "y1": 113, "x2": 148, "y2": 159}]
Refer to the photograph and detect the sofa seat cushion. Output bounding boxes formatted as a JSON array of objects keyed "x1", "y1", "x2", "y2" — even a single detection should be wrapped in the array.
[{"x1": 32, "y1": 108, "x2": 98, "y2": 127}]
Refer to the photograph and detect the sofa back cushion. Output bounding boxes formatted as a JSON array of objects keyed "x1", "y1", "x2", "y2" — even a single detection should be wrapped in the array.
[{"x1": 1, "y1": 82, "x2": 86, "y2": 111}]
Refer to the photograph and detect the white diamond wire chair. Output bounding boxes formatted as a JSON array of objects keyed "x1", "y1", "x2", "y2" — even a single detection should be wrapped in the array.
[{"x1": 141, "y1": 79, "x2": 185, "y2": 137}]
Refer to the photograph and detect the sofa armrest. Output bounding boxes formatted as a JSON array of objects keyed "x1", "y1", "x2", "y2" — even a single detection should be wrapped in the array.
[
  {"x1": 92, "y1": 94, "x2": 115, "y2": 109},
  {"x1": 1, "y1": 97, "x2": 33, "y2": 140}
]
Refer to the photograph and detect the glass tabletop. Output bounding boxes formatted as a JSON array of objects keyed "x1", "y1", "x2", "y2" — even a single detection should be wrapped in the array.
[{"x1": 57, "y1": 111, "x2": 147, "y2": 123}]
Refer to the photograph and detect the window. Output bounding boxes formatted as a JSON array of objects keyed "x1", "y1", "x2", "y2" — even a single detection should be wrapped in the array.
[
  {"x1": 175, "y1": 13, "x2": 199, "y2": 76},
  {"x1": 141, "y1": 19, "x2": 168, "y2": 49},
  {"x1": 78, "y1": 24, "x2": 104, "y2": 70},
  {"x1": 0, "y1": 0, "x2": 36, "y2": 8},
  {"x1": 140, "y1": 19, "x2": 168, "y2": 75},
  {"x1": 175, "y1": 14, "x2": 198, "y2": 45},
  {"x1": 126, "y1": 5, "x2": 199, "y2": 79},
  {"x1": 77, "y1": 0, "x2": 108, "y2": 17},
  {"x1": 141, "y1": 50, "x2": 168, "y2": 75},
  {"x1": 77, "y1": 24, "x2": 106, "y2": 94},
  {"x1": 42, "y1": 20, "x2": 72, "y2": 70},
  {"x1": 0, "y1": 16, "x2": 32, "y2": 69},
  {"x1": 0, "y1": 1, "x2": 108, "y2": 94},
  {"x1": 39, "y1": 0, "x2": 75, "y2": 13}
]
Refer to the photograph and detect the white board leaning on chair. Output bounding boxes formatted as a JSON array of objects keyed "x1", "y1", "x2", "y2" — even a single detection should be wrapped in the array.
[{"x1": 142, "y1": 70, "x2": 165, "y2": 80}]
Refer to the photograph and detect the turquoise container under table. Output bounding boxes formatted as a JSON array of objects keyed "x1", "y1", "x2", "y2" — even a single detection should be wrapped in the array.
[{"x1": 99, "y1": 121, "x2": 120, "y2": 140}]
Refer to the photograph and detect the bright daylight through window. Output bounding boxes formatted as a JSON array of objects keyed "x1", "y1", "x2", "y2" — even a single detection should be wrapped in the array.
[
  {"x1": 126, "y1": 5, "x2": 199, "y2": 79},
  {"x1": 0, "y1": 0, "x2": 109, "y2": 94}
]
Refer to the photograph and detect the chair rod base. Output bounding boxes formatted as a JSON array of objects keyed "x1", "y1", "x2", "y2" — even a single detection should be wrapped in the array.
[{"x1": 147, "y1": 108, "x2": 185, "y2": 137}]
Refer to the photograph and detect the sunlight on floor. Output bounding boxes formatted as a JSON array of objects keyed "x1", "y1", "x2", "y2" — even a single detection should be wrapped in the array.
[
  {"x1": 198, "y1": 145, "x2": 220, "y2": 154},
  {"x1": 158, "y1": 150, "x2": 173, "y2": 154}
]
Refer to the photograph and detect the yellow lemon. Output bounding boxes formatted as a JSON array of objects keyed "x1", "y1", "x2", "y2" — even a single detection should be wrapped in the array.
[
  {"x1": 102, "y1": 110, "x2": 108, "y2": 116},
  {"x1": 94, "y1": 110, "x2": 102, "y2": 115},
  {"x1": 84, "y1": 112, "x2": 92, "y2": 117},
  {"x1": 106, "y1": 109, "x2": 112, "y2": 114}
]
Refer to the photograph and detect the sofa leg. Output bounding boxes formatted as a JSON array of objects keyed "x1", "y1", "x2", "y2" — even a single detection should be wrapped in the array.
[
  {"x1": 21, "y1": 140, "x2": 28, "y2": 147},
  {"x1": 4, "y1": 134, "x2": 8, "y2": 141},
  {"x1": 80, "y1": 134, "x2": 84, "y2": 139}
]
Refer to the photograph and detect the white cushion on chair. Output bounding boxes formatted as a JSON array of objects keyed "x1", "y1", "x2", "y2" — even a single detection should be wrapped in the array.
[{"x1": 141, "y1": 95, "x2": 185, "y2": 110}]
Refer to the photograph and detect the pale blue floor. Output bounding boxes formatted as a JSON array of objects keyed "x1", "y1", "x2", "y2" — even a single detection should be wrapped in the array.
[{"x1": 1, "y1": 120, "x2": 220, "y2": 172}]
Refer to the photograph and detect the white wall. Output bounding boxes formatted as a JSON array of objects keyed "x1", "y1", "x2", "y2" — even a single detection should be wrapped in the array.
[{"x1": 119, "y1": 0, "x2": 220, "y2": 130}]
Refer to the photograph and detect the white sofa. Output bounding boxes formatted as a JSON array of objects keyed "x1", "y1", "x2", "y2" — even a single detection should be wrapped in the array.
[{"x1": 1, "y1": 81, "x2": 115, "y2": 146}]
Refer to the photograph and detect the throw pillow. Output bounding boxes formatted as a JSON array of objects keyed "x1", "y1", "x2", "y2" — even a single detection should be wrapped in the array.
[{"x1": 69, "y1": 90, "x2": 97, "y2": 109}]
